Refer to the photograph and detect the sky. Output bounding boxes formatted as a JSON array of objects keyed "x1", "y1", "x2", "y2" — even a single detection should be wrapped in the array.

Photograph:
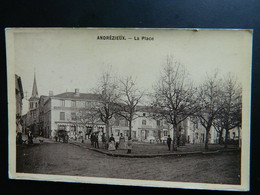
[{"x1": 10, "y1": 28, "x2": 252, "y2": 114}]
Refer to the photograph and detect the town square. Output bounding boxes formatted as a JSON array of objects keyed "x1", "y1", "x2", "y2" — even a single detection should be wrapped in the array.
[
  {"x1": 16, "y1": 138, "x2": 241, "y2": 184},
  {"x1": 8, "y1": 28, "x2": 251, "y2": 190}
]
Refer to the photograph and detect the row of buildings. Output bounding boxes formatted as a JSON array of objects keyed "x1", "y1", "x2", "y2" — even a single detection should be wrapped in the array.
[{"x1": 18, "y1": 74, "x2": 240, "y2": 144}]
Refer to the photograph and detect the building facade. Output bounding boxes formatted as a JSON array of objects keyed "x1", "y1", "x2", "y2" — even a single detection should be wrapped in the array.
[
  {"x1": 41, "y1": 88, "x2": 221, "y2": 144},
  {"x1": 15, "y1": 74, "x2": 24, "y2": 133},
  {"x1": 185, "y1": 118, "x2": 219, "y2": 144},
  {"x1": 23, "y1": 73, "x2": 40, "y2": 135},
  {"x1": 21, "y1": 74, "x2": 235, "y2": 145},
  {"x1": 43, "y1": 89, "x2": 105, "y2": 139}
]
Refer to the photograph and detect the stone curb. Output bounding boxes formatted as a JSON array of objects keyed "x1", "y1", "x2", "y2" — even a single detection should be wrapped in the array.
[{"x1": 69, "y1": 142, "x2": 240, "y2": 158}]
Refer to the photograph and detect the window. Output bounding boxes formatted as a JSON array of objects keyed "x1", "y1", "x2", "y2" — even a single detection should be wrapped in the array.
[
  {"x1": 115, "y1": 120, "x2": 119, "y2": 126},
  {"x1": 157, "y1": 120, "x2": 161, "y2": 126},
  {"x1": 60, "y1": 112, "x2": 65, "y2": 120},
  {"x1": 124, "y1": 130, "x2": 129, "y2": 136},
  {"x1": 143, "y1": 113, "x2": 146, "y2": 116},
  {"x1": 70, "y1": 126, "x2": 76, "y2": 132},
  {"x1": 115, "y1": 130, "x2": 120, "y2": 136},
  {"x1": 164, "y1": 131, "x2": 168, "y2": 136},
  {"x1": 60, "y1": 100, "x2": 65, "y2": 107},
  {"x1": 58, "y1": 125, "x2": 65, "y2": 130},
  {"x1": 142, "y1": 120, "x2": 146, "y2": 125},
  {"x1": 132, "y1": 131, "x2": 136, "y2": 138},
  {"x1": 71, "y1": 112, "x2": 76, "y2": 120},
  {"x1": 71, "y1": 100, "x2": 76, "y2": 107},
  {"x1": 35, "y1": 102, "x2": 38, "y2": 107},
  {"x1": 125, "y1": 120, "x2": 128, "y2": 127}
]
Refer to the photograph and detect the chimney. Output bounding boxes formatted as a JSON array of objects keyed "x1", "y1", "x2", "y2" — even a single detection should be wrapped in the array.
[
  {"x1": 75, "y1": 88, "x2": 79, "y2": 96},
  {"x1": 49, "y1": 91, "x2": 53, "y2": 97}
]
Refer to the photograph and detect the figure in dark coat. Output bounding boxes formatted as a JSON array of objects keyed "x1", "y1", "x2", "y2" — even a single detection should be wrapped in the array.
[
  {"x1": 90, "y1": 133, "x2": 94, "y2": 146},
  {"x1": 94, "y1": 133, "x2": 99, "y2": 148},
  {"x1": 28, "y1": 131, "x2": 33, "y2": 145},
  {"x1": 102, "y1": 133, "x2": 107, "y2": 149},
  {"x1": 109, "y1": 134, "x2": 115, "y2": 142},
  {"x1": 167, "y1": 135, "x2": 172, "y2": 151}
]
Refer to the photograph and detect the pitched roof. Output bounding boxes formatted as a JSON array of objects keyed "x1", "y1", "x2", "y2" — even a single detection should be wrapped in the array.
[
  {"x1": 53, "y1": 92, "x2": 101, "y2": 101},
  {"x1": 136, "y1": 105, "x2": 158, "y2": 112},
  {"x1": 39, "y1": 95, "x2": 49, "y2": 102}
]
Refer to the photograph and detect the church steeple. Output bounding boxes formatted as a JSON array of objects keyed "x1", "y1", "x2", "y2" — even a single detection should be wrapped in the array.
[
  {"x1": 29, "y1": 72, "x2": 39, "y2": 110},
  {"x1": 32, "y1": 72, "x2": 38, "y2": 98}
]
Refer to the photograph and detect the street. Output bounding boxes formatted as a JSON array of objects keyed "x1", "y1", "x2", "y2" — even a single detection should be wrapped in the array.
[{"x1": 16, "y1": 142, "x2": 241, "y2": 184}]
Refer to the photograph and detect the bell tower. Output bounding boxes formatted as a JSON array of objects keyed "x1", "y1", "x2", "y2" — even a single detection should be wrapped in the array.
[{"x1": 28, "y1": 72, "x2": 39, "y2": 110}]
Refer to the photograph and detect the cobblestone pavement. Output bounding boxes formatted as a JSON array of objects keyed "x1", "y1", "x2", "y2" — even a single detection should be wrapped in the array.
[{"x1": 16, "y1": 142, "x2": 241, "y2": 184}]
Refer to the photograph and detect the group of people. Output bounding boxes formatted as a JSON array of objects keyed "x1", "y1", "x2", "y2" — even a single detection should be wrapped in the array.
[
  {"x1": 90, "y1": 132, "x2": 172, "y2": 152},
  {"x1": 91, "y1": 132, "x2": 133, "y2": 153},
  {"x1": 107, "y1": 133, "x2": 133, "y2": 153},
  {"x1": 90, "y1": 132, "x2": 100, "y2": 148},
  {"x1": 16, "y1": 131, "x2": 33, "y2": 145}
]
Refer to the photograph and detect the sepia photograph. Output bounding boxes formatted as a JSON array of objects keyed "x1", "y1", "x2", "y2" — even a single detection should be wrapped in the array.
[{"x1": 6, "y1": 28, "x2": 252, "y2": 191}]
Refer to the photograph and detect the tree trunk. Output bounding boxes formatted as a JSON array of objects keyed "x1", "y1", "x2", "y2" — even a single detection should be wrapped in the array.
[
  {"x1": 158, "y1": 129, "x2": 161, "y2": 143},
  {"x1": 218, "y1": 129, "x2": 223, "y2": 144},
  {"x1": 105, "y1": 121, "x2": 110, "y2": 141},
  {"x1": 224, "y1": 129, "x2": 229, "y2": 149},
  {"x1": 172, "y1": 125, "x2": 177, "y2": 151},
  {"x1": 129, "y1": 120, "x2": 132, "y2": 139},
  {"x1": 205, "y1": 127, "x2": 210, "y2": 150}
]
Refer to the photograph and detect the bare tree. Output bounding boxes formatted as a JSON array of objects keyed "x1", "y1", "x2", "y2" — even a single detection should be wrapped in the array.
[
  {"x1": 152, "y1": 56, "x2": 198, "y2": 150},
  {"x1": 220, "y1": 73, "x2": 242, "y2": 148},
  {"x1": 212, "y1": 115, "x2": 225, "y2": 144},
  {"x1": 189, "y1": 116, "x2": 200, "y2": 144},
  {"x1": 116, "y1": 76, "x2": 144, "y2": 139},
  {"x1": 94, "y1": 71, "x2": 120, "y2": 141},
  {"x1": 197, "y1": 72, "x2": 223, "y2": 149},
  {"x1": 209, "y1": 73, "x2": 242, "y2": 147},
  {"x1": 76, "y1": 103, "x2": 101, "y2": 139}
]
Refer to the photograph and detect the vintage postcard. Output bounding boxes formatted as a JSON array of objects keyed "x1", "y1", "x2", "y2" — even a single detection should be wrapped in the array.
[{"x1": 6, "y1": 28, "x2": 252, "y2": 191}]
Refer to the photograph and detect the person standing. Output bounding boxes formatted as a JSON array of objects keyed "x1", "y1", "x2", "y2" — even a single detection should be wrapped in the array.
[
  {"x1": 118, "y1": 133, "x2": 126, "y2": 149},
  {"x1": 94, "y1": 133, "x2": 99, "y2": 148},
  {"x1": 28, "y1": 131, "x2": 33, "y2": 145},
  {"x1": 90, "y1": 133, "x2": 94, "y2": 146},
  {"x1": 167, "y1": 135, "x2": 172, "y2": 151},
  {"x1": 102, "y1": 133, "x2": 107, "y2": 149},
  {"x1": 127, "y1": 137, "x2": 133, "y2": 154},
  {"x1": 108, "y1": 134, "x2": 116, "y2": 151}
]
